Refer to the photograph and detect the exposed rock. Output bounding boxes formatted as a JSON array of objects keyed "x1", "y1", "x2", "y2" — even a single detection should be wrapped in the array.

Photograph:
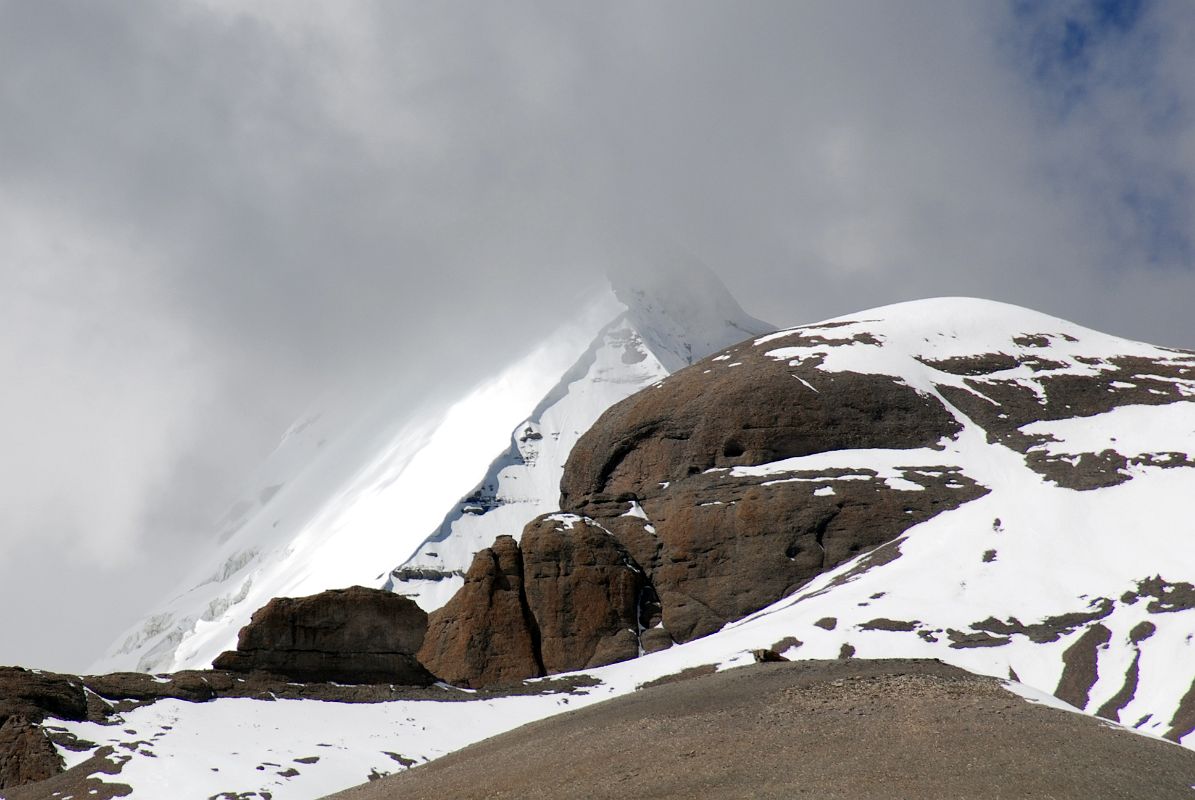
[
  {"x1": 0, "y1": 715, "x2": 64, "y2": 789},
  {"x1": 1096, "y1": 652, "x2": 1141, "y2": 723},
  {"x1": 0, "y1": 745, "x2": 132, "y2": 800},
  {"x1": 520, "y1": 516, "x2": 644, "y2": 673},
  {"x1": 1055, "y1": 624, "x2": 1112, "y2": 709},
  {"x1": 935, "y1": 353, "x2": 1195, "y2": 490},
  {"x1": 420, "y1": 518, "x2": 652, "y2": 687},
  {"x1": 561, "y1": 351, "x2": 962, "y2": 509},
  {"x1": 549, "y1": 336, "x2": 985, "y2": 646},
  {"x1": 1123, "y1": 576, "x2": 1195, "y2": 614},
  {"x1": 417, "y1": 536, "x2": 543, "y2": 688},
  {"x1": 970, "y1": 599, "x2": 1115, "y2": 644},
  {"x1": 212, "y1": 586, "x2": 435, "y2": 686},
  {"x1": 946, "y1": 630, "x2": 1011, "y2": 649},
  {"x1": 859, "y1": 618, "x2": 919, "y2": 633},
  {"x1": 83, "y1": 671, "x2": 217, "y2": 706},
  {"x1": 0, "y1": 667, "x2": 88, "y2": 725}
]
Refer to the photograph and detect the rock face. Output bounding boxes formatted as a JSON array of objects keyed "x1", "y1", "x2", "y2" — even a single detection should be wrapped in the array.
[
  {"x1": 561, "y1": 359, "x2": 961, "y2": 507},
  {"x1": 419, "y1": 519, "x2": 645, "y2": 688},
  {"x1": 417, "y1": 536, "x2": 542, "y2": 689},
  {"x1": 521, "y1": 516, "x2": 644, "y2": 673},
  {"x1": 421, "y1": 318, "x2": 994, "y2": 687},
  {"x1": 0, "y1": 668, "x2": 88, "y2": 791},
  {"x1": 0, "y1": 668, "x2": 88, "y2": 726},
  {"x1": 212, "y1": 586, "x2": 435, "y2": 685},
  {"x1": 0, "y1": 715, "x2": 63, "y2": 790},
  {"x1": 557, "y1": 333, "x2": 984, "y2": 645}
]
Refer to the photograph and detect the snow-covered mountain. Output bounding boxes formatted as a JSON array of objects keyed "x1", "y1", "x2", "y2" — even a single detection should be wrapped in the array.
[
  {"x1": 27, "y1": 296, "x2": 1195, "y2": 800},
  {"x1": 92, "y1": 267, "x2": 770, "y2": 674},
  {"x1": 386, "y1": 270, "x2": 770, "y2": 610}
]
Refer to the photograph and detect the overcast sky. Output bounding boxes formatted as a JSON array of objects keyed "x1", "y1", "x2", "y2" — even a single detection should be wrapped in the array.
[{"x1": 3, "y1": 0, "x2": 1194, "y2": 671}]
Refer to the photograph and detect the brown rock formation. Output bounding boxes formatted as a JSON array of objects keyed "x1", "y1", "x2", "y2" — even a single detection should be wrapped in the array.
[
  {"x1": 553, "y1": 337, "x2": 983, "y2": 645},
  {"x1": 521, "y1": 516, "x2": 643, "y2": 673},
  {"x1": 560, "y1": 342, "x2": 961, "y2": 509},
  {"x1": 212, "y1": 586, "x2": 435, "y2": 685},
  {"x1": 419, "y1": 519, "x2": 648, "y2": 687},
  {"x1": 417, "y1": 536, "x2": 543, "y2": 688},
  {"x1": 0, "y1": 715, "x2": 64, "y2": 790},
  {"x1": 0, "y1": 667, "x2": 88, "y2": 726},
  {"x1": 419, "y1": 331, "x2": 992, "y2": 686}
]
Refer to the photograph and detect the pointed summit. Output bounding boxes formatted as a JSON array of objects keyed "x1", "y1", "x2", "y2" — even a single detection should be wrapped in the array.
[{"x1": 607, "y1": 249, "x2": 771, "y2": 372}]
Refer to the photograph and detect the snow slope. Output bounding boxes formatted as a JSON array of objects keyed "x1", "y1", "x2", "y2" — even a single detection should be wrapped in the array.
[
  {"x1": 94, "y1": 269, "x2": 769, "y2": 673},
  {"x1": 44, "y1": 296, "x2": 1195, "y2": 800}
]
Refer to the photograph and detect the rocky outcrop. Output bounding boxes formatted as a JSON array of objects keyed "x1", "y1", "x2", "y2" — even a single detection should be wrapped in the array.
[
  {"x1": 554, "y1": 336, "x2": 984, "y2": 645},
  {"x1": 417, "y1": 536, "x2": 542, "y2": 689},
  {"x1": 929, "y1": 352, "x2": 1195, "y2": 490},
  {"x1": 419, "y1": 519, "x2": 647, "y2": 688},
  {"x1": 419, "y1": 327, "x2": 991, "y2": 686},
  {"x1": 0, "y1": 667, "x2": 88, "y2": 726},
  {"x1": 521, "y1": 516, "x2": 644, "y2": 673},
  {"x1": 0, "y1": 715, "x2": 63, "y2": 790},
  {"x1": 0, "y1": 668, "x2": 87, "y2": 791},
  {"x1": 212, "y1": 586, "x2": 435, "y2": 685},
  {"x1": 560, "y1": 355, "x2": 961, "y2": 508}
]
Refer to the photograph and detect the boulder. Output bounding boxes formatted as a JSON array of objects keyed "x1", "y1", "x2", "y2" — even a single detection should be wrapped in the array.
[
  {"x1": 212, "y1": 586, "x2": 435, "y2": 685},
  {"x1": 521, "y1": 516, "x2": 644, "y2": 673},
  {"x1": 0, "y1": 667, "x2": 88, "y2": 725},
  {"x1": 419, "y1": 520, "x2": 650, "y2": 688},
  {"x1": 417, "y1": 536, "x2": 543, "y2": 688},
  {"x1": 0, "y1": 715, "x2": 63, "y2": 790}
]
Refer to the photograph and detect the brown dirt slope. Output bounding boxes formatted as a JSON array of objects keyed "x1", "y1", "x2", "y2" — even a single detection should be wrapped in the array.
[{"x1": 325, "y1": 659, "x2": 1195, "y2": 800}]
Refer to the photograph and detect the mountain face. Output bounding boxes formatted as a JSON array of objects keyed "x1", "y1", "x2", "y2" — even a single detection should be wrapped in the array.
[
  {"x1": 93, "y1": 269, "x2": 769, "y2": 674},
  {"x1": 386, "y1": 268, "x2": 771, "y2": 612},
  {"x1": 416, "y1": 296, "x2": 1195, "y2": 735},
  {"x1": 19, "y1": 295, "x2": 1194, "y2": 800}
]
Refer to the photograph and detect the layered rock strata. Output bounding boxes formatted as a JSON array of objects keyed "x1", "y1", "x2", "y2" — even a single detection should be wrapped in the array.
[{"x1": 213, "y1": 586, "x2": 435, "y2": 685}]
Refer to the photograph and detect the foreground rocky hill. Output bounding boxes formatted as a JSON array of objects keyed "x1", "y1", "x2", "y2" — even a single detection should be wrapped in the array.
[
  {"x1": 329, "y1": 659, "x2": 1195, "y2": 800},
  {"x1": 4, "y1": 296, "x2": 1194, "y2": 799}
]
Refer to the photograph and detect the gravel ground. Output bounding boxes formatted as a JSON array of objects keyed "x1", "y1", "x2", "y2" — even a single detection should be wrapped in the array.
[{"x1": 325, "y1": 658, "x2": 1195, "y2": 800}]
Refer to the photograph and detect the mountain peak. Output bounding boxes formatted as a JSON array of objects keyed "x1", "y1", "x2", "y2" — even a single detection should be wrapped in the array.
[{"x1": 607, "y1": 254, "x2": 771, "y2": 372}]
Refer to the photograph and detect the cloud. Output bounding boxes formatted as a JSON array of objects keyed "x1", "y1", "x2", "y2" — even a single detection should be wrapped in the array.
[{"x1": 2, "y1": 0, "x2": 1194, "y2": 669}]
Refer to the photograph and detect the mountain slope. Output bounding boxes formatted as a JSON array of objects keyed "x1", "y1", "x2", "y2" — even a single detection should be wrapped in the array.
[
  {"x1": 94, "y1": 269, "x2": 769, "y2": 674},
  {"x1": 330, "y1": 660, "x2": 1195, "y2": 800},
  {"x1": 547, "y1": 295, "x2": 1195, "y2": 737},
  {"x1": 32, "y1": 296, "x2": 1195, "y2": 800}
]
